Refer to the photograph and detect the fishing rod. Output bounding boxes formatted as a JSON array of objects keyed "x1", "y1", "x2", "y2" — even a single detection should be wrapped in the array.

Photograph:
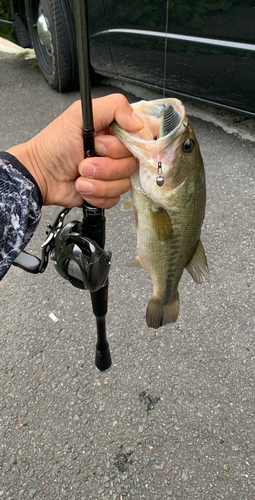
[
  {"x1": 13, "y1": 0, "x2": 112, "y2": 371},
  {"x1": 74, "y1": 0, "x2": 112, "y2": 371}
]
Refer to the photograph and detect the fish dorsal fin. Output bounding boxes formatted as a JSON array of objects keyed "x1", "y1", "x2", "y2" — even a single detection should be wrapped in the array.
[
  {"x1": 150, "y1": 207, "x2": 173, "y2": 243},
  {"x1": 121, "y1": 199, "x2": 133, "y2": 211},
  {"x1": 186, "y1": 239, "x2": 210, "y2": 283}
]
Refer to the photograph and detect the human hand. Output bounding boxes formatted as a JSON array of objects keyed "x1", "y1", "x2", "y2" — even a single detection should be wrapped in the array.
[{"x1": 7, "y1": 94, "x2": 143, "y2": 208}]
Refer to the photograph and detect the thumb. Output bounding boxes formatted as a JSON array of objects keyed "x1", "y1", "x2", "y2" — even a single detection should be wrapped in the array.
[{"x1": 92, "y1": 94, "x2": 144, "y2": 133}]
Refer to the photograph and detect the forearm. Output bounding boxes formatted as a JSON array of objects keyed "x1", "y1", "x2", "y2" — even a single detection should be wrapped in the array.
[{"x1": 0, "y1": 152, "x2": 42, "y2": 280}]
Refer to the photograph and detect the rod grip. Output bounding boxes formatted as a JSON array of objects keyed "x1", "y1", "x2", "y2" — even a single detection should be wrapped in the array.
[
  {"x1": 95, "y1": 315, "x2": 111, "y2": 371},
  {"x1": 90, "y1": 280, "x2": 108, "y2": 317},
  {"x1": 91, "y1": 281, "x2": 111, "y2": 371}
]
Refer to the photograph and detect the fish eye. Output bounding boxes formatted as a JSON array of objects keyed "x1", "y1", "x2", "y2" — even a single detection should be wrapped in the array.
[{"x1": 182, "y1": 138, "x2": 195, "y2": 153}]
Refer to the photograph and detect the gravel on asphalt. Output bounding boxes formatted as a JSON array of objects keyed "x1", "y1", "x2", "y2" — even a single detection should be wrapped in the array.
[{"x1": 0, "y1": 51, "x2": 254, "y2": 500}]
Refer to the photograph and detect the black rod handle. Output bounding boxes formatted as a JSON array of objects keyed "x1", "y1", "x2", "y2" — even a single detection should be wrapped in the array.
[
  {"x1": 95, "y1": 317, "x2": 111, "y2": 372},
  {"x1": 91, "y1": 283, "x2": 111, "y2": 371},
  {"x1": 82, "y1": 200, "x2": 111, "y2": 371}
]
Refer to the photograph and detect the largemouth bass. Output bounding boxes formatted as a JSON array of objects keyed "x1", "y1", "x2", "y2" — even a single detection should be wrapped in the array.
[{"x1": 111, "y1": 98, "x2": 209, "y2": 328}]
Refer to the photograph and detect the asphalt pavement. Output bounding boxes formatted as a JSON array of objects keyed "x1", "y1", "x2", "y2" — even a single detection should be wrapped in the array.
[{"x1": 0, "y1": 50, "x2": 254, "y2": 500}]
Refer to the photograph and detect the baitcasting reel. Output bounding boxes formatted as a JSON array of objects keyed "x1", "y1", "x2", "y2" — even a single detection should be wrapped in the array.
[{"x1": 13, "y1": 207, "x2": 111, "y2": 293}]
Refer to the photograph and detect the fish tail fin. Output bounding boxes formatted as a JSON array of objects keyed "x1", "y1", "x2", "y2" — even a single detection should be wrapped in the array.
[{"x1": 146, "y1": 293, "x2": 179, "y2": 328}]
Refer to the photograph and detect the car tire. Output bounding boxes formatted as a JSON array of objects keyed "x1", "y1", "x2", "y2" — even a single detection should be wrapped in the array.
[{"x1": 24, "y1": 0, "x2": 79, "y2": 92}]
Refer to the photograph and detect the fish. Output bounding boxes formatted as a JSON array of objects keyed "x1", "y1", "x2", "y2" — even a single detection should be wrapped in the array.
[{"x1": 111, "y1": 98, "x2": 209, "y2": 329}]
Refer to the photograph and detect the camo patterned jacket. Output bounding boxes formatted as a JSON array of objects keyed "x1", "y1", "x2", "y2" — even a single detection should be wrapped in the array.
[{"x1": 0, "y1": 152, "x2": 42, "y2": 280}]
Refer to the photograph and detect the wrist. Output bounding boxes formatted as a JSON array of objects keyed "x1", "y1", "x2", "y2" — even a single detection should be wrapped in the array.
[{"x1": 7, "y1": 139, "x2": 47, "y2": 204}]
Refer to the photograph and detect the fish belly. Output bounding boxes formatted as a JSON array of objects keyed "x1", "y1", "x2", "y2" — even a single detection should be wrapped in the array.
[{"x1": 131, "y1": 175, "x2": 205, "y2": 328}]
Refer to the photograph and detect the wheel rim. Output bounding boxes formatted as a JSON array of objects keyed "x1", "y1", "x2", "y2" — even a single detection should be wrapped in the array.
[
  {"x1": 31, "y1": 1, "x2": 55, "y2": 76},
  {"x1": 37, "y1": 12, "x2": 51, "y2": 52}
]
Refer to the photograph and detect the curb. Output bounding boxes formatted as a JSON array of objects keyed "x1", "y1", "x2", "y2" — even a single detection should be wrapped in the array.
[{"x1": 0, "y1": 36, "x2": 35, "y2": 57}]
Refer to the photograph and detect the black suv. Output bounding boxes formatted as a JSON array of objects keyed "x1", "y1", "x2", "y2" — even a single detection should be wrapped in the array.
[{"x1": 1, "y1": 0, "x2": 255, "y2": 117}]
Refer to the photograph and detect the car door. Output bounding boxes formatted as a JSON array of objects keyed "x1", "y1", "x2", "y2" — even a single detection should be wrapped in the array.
[
  {"x1": 91, "y1": 0, "x2": 255, "y2": 115},
  {"x1": 96, "y1": 0, "x2": 168, "y2": 88},
  {"x1": 88, "y1": 0, "x2": 117, "y2": 77}
]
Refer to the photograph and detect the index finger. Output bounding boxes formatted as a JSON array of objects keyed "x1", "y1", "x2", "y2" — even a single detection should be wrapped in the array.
[{"x1": 95, "y1": 134, "x2": 134, "y2": 159}]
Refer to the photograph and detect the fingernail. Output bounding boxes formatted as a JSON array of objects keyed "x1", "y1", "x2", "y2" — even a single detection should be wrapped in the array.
[
  {"x1": 77, "y1": 181, "x2": 93, "y2": 194},
  {"x1": 95, "y1": 140, "x2": 107, "y2": 155},
  {"x1": 81, "y1": 163, "x2": 95, "y2": 177},
  {"x1": 132, "y1": 111, "x2": 144, "y2": 128}
]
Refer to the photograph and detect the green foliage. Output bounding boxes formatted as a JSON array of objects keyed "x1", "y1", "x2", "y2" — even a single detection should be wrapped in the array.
[
  {"x1": 0, "y1": 24, "x2": 16, "y2": 44},
  {"x1": 0, "y1": 0, "x2": 16, "y2": 43},
  {"x1": 167, "y1": 0, "x2": 253, "y2": 33},
  {"x1": 105, "y1": 0, "x2": 163, "y2": 29},
  {"x1": 0, "y1": 0, "x2": 12, "y2": 20},
  {"x1": 103, "y1": 0, "x2": 254, "y2": 38}
]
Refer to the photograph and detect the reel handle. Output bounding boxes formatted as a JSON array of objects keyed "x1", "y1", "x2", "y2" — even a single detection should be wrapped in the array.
[{"x1": 13, "y1": 251, "x2": 42, "y2": 273}]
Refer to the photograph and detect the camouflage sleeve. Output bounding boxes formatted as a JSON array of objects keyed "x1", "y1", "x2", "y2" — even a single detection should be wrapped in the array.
[{"x1": 0, "y1": 152, "x2": 42, "y2": 280}]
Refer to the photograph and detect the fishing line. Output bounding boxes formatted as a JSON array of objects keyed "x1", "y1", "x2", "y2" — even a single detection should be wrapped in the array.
[
  {"x1": 156, "y1": 1, "x2": 169, "y2": 188},
  {"x1": 162, "y1": 0, "x2": 169, "y2": 99},
  {"x1": 53, "y1": 0, "x2": 63, "y2": 116}
]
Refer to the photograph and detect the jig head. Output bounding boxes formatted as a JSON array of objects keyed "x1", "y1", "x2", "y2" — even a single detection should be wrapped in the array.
[{"x1": 156, "y1": 161, "x2": 164, "y2": 186}]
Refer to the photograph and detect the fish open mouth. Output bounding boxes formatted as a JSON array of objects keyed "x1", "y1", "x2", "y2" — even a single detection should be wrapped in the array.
[
  {"x1": 130, "y1": 98, "x2": 185, "y2": 145},
  {"x1": 111, "y1": 98, "x2": 186, "y2": 156}
]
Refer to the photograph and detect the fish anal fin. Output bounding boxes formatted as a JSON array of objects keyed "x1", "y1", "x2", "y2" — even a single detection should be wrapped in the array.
[
  {"x1": 150, "y1": 208, "x2": 173, "y2": 243},
  {"x1": 146, "y1": 293, "x2": 179, "y2": 328},
  {"x1": 121, "y1": 198, "x2": 133, "y2": 211},
  {"x1": 186, "y1": 239, "x2": 210, "y2": 284},
  {"x1": 127, "y1": 257, "x2": 144, "y2": 269},
  {"x1": 134, "y1": 206, "x2": 138, "y2": 231}
]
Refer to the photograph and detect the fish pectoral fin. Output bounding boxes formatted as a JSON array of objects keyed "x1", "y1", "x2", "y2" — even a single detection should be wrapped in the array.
[
  {"x1": 121, "y1": 198, "x2": 134, "y2": 211},
  {"x1": 150, "y1": 208, "x2": 173, "y2": 243},
  {"x1": 186, "y1": 239, "x2": 210, "y2": 284},
  {"x1": 127, "y1": 257, "x2": 144, "y2": 269},
  {"x1": 146, "y1": 293, "x2": 179, "y2": 328}
]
